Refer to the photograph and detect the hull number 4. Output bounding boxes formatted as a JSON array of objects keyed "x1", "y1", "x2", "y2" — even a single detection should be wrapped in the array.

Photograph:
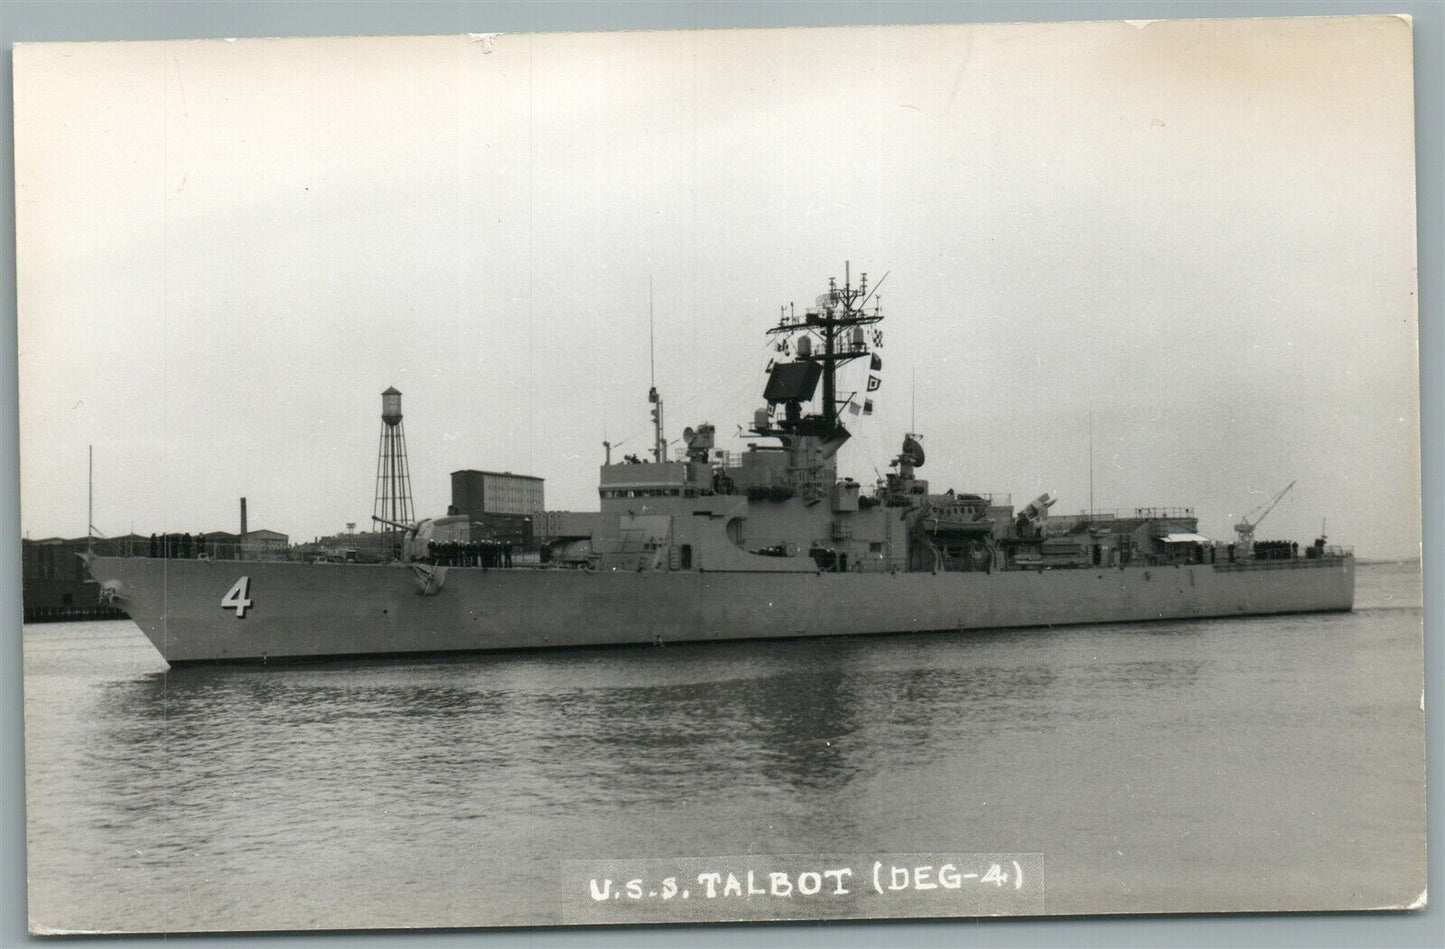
[{"x1": 222, "y1": 576, "x2": 253, "y2": 618}]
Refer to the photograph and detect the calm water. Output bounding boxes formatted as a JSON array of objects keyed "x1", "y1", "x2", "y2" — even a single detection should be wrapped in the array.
[{"x1": 24, "y1": 562, "x2": 1426, "y2": 932}]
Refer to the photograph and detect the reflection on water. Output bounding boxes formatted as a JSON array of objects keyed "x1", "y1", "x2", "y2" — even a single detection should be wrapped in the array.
[
  {"x1": 87, "y1": 645, "x2": 1066, "y2": 826},
  {"x1": 23, "y1": 562, "x2": 1425, "y2": 931}
]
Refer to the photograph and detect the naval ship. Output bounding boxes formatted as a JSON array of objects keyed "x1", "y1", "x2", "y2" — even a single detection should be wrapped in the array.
[{"x1": 85, "y1": 268, "x2": 1354, "y2": 665}]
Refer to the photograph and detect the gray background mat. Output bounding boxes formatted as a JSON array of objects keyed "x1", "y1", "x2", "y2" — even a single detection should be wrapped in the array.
[{"x1": 2, "y1": 2, "x2": 1438, "y2": 947}]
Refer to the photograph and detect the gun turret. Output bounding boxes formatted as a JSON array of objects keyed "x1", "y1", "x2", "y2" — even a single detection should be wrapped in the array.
[{"x1": 371, "y1": 515, "x2": 420, "y2": 534}]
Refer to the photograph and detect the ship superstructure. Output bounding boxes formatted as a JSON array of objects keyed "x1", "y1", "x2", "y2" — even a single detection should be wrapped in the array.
[
  {"x1": 83, "y1": 267, "x2": 1355, "y2": 665},
  {"x1": 551, "y1": 267, "x2": 1317, "y2": 579}
]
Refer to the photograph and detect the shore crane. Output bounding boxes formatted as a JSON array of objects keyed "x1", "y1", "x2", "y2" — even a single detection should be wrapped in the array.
[{"x1": 1234, "y1": 480, "x2": 1297, "y2": 553}]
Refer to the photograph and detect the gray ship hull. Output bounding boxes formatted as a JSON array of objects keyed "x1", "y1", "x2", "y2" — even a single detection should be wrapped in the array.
[{"x1": 87, "y1": 555, "x2": 1356, "y2": 665}]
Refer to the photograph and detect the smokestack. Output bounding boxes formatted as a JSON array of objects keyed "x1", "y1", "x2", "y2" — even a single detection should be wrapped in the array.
[{"x1": 240, "y1": 497, "x2": 248, "y2": 538}]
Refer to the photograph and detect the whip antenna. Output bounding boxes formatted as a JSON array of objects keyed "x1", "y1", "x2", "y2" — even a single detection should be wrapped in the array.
[{"x1": 911, "y1": 369, "x2": 916, "y2": 432}]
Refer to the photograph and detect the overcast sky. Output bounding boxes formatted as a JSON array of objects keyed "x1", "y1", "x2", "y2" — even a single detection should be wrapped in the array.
[{"x1": 15, "y1": 16, "x2": 1420, "y2": 558}]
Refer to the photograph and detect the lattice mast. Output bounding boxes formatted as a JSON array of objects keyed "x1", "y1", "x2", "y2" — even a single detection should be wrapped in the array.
[
  {"x1": 373, "y1": 387, "x2": 415, "y2": 526},
  {"x1": 763, "y1": 262, "x2": 885, "y2": 438}
]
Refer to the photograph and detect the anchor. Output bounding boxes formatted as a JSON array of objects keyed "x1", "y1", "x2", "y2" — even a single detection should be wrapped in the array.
[
  {"x1": 410, "y1": 563, "x2": 448, "y2": 596},
  {"x1": 96, "y1": 580, "x2": 127, "y2": 606}
]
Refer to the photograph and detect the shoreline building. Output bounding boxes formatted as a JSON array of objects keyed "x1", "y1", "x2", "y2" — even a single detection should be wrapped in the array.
[
  {"x1": 22, "y1": 527, "x2": 289, "y2": 621},
  {"x1": 448, "y1": 470, "x2": 544, "y2": 547}
]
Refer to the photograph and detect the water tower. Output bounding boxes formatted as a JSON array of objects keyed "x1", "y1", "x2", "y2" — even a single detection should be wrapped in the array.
[{"x1": 373, "y1": 386, "x2": 415, "y2": 527}]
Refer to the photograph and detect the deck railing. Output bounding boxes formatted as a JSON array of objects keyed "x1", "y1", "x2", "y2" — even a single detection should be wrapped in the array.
[{"x1": 104, "y1": 543, "x2": 335, "y2": 563}]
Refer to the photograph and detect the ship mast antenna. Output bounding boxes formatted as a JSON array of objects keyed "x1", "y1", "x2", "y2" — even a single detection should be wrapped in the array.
[
  {"x1": 1088, "y1": 406, "x2": 1094, "y2": 519},
  {"x1": 647, "y1": 277, "x2": 666, "y2": 463},
  {"x1": 911, "y1": 369, "x2": 916, "y2": 433},
  {"x1": 761, "y1": 260, "x2": 883, "y2": 438},
  {"x1": 860, "y1": 270, "x2": 889, "y2": 310},
  {"x1": 87, "y1": 444, "x2": 93, "y2": 554}
]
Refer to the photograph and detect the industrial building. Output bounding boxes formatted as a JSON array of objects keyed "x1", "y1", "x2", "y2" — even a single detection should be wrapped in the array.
[
  {"x1": 449, "y1": 470, "x2": 545, "y2": 547},
  {"x1": 450, "y1": 470, "x2": 545, "y2": 517},
  {"x1": 308, "y1": 530, "x2": 397, "y2": 564},
  {"x1": 21, "y1": 534, "x2": 147, "y2": 620},
  {"x1": 22, "y1": 526, "x2": 290, "y2": 621}
]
